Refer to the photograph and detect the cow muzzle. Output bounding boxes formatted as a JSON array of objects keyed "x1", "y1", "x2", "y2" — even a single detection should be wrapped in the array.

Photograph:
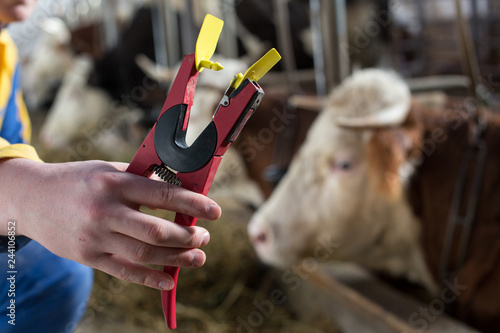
[{"x1": 247, "y1": 215, "x2": 281, "y2": 267}]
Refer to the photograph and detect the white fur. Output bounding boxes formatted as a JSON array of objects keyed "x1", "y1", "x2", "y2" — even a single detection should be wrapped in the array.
[
  {"x1": 329, "y1": 69, "x2": 411, "y2": 127},
  {"x1": 248, "y1": 69, "x2": 438, "y2": 293}
]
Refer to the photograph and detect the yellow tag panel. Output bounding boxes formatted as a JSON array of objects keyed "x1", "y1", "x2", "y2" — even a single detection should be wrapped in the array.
[
  {"x1": 232, "y1": 48, "x2": 281, "y2": 88},
  {"x1": 195, "y1": 14, "x2": 224, "y2": 72}
]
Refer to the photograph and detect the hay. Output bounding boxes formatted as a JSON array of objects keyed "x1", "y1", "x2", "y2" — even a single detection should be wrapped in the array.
[
  {"x1": 30, "y1": 113, "x2": 339, "y2": 333},
  {"x1": 75, "y1": 200, "x2": 339, "y2": 332}
]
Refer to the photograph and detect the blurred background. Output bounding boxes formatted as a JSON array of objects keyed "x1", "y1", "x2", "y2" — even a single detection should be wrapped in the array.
[{"x1": 8, "y1": 0, "x2": 500, "y2": 332}]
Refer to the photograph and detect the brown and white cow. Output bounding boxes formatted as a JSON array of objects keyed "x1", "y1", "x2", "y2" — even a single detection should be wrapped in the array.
[{"x1": 248, "y1": 69, "x2": 500, "y2": 332}]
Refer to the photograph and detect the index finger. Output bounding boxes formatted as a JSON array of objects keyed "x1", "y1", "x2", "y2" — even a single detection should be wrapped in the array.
[{"x1": 118, "y1": 172, "x2": 221, "y2": 221}]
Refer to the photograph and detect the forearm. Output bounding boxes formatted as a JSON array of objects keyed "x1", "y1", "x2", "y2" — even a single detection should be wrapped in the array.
[
  {"x1": 0, "y1": 137, "x2": 44, "y2": 236},
  {"x1": 0, "y1": 157, "x2": 44, "y2": 237}
]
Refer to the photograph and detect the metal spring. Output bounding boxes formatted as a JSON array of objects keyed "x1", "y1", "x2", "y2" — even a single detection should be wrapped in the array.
[{"x1": 151, "y1": 164, "x2": 182, "y2": 186}]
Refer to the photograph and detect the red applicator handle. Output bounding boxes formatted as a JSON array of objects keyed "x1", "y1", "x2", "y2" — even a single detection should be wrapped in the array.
[
  {"x1": 162, "y1": 265, "x2": 180, "y2": 328},
  {"x1": 162, "y1": 157, "x2": 222, "y2": 329},
  {"x1": 162, "y1": 213, "x2": 194, "y2": 330}
]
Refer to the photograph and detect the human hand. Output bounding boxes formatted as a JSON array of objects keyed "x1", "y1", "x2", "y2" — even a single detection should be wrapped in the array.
[{"x1": 0, "y1": 158, "x2": 221, "y2": 290}]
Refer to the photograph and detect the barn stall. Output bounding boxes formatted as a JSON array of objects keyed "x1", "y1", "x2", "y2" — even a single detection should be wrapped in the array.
[{"x1": 8, "y1": 0, "x2": 500, "y2": 332}]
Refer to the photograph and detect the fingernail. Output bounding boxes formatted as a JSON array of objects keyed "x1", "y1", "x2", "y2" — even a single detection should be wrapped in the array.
[
  {"x1": 200, "y1": 232, "x2": 210, "y2": 247},
  {"x1": 191, "y1": 251, "x2": 205, "y2": 267},
  {"x1": 159, "y1": 279, "x2": 174, "y2": 290},
  {"x1": 206, "y1": 203, "x2": 221, "y2": 219}
]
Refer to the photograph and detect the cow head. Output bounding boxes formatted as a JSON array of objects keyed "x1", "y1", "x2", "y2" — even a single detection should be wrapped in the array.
[{"x1": 248, "y1": 69, "x2": 433, "y2": 286}]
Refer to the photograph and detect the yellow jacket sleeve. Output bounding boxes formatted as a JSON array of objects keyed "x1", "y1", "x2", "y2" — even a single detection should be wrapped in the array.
[
  {"x1": 0, "y1": 29, "x2": 42, "y2": 163},
  {"x1": 0, "y1": 137, "x2": 42, "y2": 162}
]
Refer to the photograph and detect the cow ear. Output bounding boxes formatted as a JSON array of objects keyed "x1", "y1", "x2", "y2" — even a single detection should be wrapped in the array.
[{"x1": 366, "y1": 104, "x2": 423, "y2": 200}]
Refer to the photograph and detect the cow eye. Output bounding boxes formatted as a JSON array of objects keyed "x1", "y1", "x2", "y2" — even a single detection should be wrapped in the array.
[
  {"x1": 333, "y1": 160, "x2": 354, "y2": 171},
  {"x1": 331, "y1": 153, "x2": 356, "y2": 172},
  {"x1": 338, "y1": 161, "x2": 352, "y2": 170}
]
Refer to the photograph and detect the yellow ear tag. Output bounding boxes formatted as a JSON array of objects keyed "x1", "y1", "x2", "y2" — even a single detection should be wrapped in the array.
[
  {"x1": 195, "y1": 14, "x2": 224, "y2": 72},
  {"x1": 232, "y1": 48, "x2": 281, "y2": 89}
]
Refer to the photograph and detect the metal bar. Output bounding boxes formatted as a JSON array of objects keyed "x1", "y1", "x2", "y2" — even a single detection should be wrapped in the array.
[
  {"x1": 454, "y1": 0, "x2": 483, "y2": 100},
  {"x1": 321, "y1": 0, "x2": 349, "y2": 89},
  {"x1": 100, "y1": 0, "x2": 119, "y2": 52},
  {"x1": 334, "y1": 0, "x2": 349, "y2": 82},
  {"x1": 455, "y1": 142, "x2": 488, "y2": 278},
  {"x1": 220, "y1": 0, "x2": 239, "y2": 58},
  {"x1": 309, "y1": 0, "x2": 327, "y2": 96},
  {"x1": 179, "y1": 0, "x2": 196, "y2": 57},
  {"x1": 414, "y1": 0, "x2": 426, "y2": 75},
  {"x1": 300, "y1": 265, "x2": 481, "y2": 333},
  {"x1": 151, "y1": 0, "x2": 169, "y2": 67},
  {"x1": 164, "y1": 0, "x2": 180, "y2": 67},
  {"x1": 405, "y1": 75, "x2": 471, "y2": 92},
  {"x1": 273, "y1": 0, "x2": 300, "y2": 93},
  {"x1": 471, "y1": 0, "x2": 480, "y2": 46},
  {"x1": 308, "y1": 270, "x2": 422, "y2": 333}
]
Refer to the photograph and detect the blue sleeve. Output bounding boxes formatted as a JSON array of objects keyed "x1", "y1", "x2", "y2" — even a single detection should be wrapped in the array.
[
  {"x1": 0, "y1": 63, "x2": 25, "y2": 144},
  {"x1": 0, "y1": 235, "x2": 31, "y2": 252},
  {"x1": 0, "y1": 63, "x2": 32, "y2": 252}
]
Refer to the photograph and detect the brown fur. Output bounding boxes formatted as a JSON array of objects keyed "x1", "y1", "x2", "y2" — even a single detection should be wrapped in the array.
[
  {"x1": 407, "y1": 101, "x2": 500, "y2": 333},
  {"x1": 353, "y1": 98, "x2": 500, "y2": 331},
  {"x1": 235, "y1": 88, "x2": 316, "y2": 198},
  {"x1": 367, "y1": 102, "x2": 424, "y2": 199}
]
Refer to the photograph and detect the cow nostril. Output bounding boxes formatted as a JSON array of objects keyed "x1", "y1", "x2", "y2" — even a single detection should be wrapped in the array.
[
  {"x1": 250, "y1": 228, "x2": 268, "y2": 245},
  {"x1": 248, "y1": 221, "x2": 270, "y2": 246},
  {"x1": 256, "y1": 231, "x2": 267, "y2": 243}
]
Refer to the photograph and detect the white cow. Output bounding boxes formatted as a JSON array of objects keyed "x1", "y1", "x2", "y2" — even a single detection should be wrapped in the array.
[{"x1": 248, "y1": 69, "x2": 438, "y2": 293}]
